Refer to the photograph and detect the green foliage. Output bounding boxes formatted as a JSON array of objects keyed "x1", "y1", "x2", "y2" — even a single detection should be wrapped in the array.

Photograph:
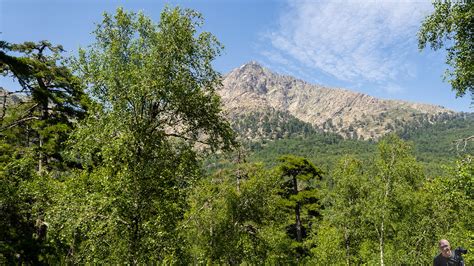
[
  {"x1": 363, "y1": 135, "x2": 425, "y2": 265},
  {"x1": 248, "y1": 131, "x2": 375, "y2": 172},
  {"x1": 0, "y1": 40, "x2": 86, "y2": 263},
  {"x1": 419, "y1": 1, "x2": 474, "y2": 99},
  {"x1": 312, "y1": 156, "x2": 366, "y2": 265},
  {"x1": 423, "y1": 155, "x2": 473, "y2": 263},
  {"x1": 244, "y1": 114, "x2": 473, "y2": 177},
  {"x1": 46, "y1": 7, "x2": 235, "y2": 263},
  {"x1": 184, "y1": 163, "x2": 280, "y2": 264},
  {"x1": 276, "y1": 155, "x2": 323, "y2": 258},
  {"x1": 199, "y1": 135, "x2": 474, "y2": 264},
  {"x1": 231, "y1": 110, "x2": 318, "y2": 142},
  {"x1": 185, "y1": 156, "x2": 325, "y2": 264},
  {"x1": 400, "y1": 113, "x2": 474, "y2": 155},
  {"x1": 1, "y1": 5, "x2": 472, "y2": 264},
  {"x1": 311, "y1": 135, "x2": 473, "y2": 265},
  {"x1": 399, "y1": 113, "x2": 474, "y2": 176},
  {"x1": 0, "y1": 148, "x2": 44, "y2": 264},
  {"x1": 0, "y1": 40, "x2": 87, "y2": 172},
  {"x1": 309, "y1": 220, "x2": 346, "y2": 265}
]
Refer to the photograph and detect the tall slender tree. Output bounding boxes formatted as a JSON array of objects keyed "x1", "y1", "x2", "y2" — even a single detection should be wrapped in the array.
[
  {"x1": 362, "y1": 135, "x2": 424, "y2": 265},
  {"x1": 313, "y1": 156, "x2": 366, "y2": 265},
  {"x1": 184, "y1": 163, "x2": 279, "y2": 264},
  {"x1": 0, "y1": 40, "x2": 86, "y2": 172}
]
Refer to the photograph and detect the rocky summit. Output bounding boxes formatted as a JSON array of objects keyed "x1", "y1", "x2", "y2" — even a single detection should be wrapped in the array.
[{"x1": 218, "y1": 61, "x2": 456, "y2": 140}]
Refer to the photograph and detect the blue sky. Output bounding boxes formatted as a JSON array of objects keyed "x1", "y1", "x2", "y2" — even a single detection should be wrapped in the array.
[{"x1": 1, "y1": 0, "x2": 472, "y2": 112}]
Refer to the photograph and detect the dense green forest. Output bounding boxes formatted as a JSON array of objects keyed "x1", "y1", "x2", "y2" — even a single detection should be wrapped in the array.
[
  {"x1": 231, "y1": 114, "x2": 474, "y2": 174},
  {"x1": 1, "y1": 6, "x2": 473, "y2": 265}
]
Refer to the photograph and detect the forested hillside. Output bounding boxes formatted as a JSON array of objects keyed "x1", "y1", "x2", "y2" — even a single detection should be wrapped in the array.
[
  {"x1": 233, "y1": 113, "x2": 474, "y2": 176},
  {"x1": 399, "y1": 113, "x2": 474, "y2": 164},
  {"x1": 1, "y1": 5, "x2": 472, "y2": 265},
  {"x1": 230, "y1": 109, "x2": 318, "y2": 141}
]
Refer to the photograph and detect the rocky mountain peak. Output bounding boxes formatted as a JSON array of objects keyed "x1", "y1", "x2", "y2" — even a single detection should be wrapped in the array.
[
  {"x1": 218, "y1": 63, "x2": 457, "y2": 140},
  {"x1": 222, "y1": 61, "x2": 272, "y2": 95},
  {"x1": 239, "y1": 61, "x2": 265, "y2": 72}
]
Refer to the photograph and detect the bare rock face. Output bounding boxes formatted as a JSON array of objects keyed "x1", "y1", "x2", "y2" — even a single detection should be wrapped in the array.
[
  {"x1": 0, "y1": 87, "x2": 24, "y2": 105},
  {"x1": 0, "y1": 87, "x2": 26, "y2": 117},
  {"x1": 218, "y1": 62, "x2": 456, "y2": 140}
]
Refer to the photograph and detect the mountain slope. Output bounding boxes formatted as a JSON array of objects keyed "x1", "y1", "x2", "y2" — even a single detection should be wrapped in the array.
[{"x1": 218, "y1": 62, "x2": 457, "y2": 140}]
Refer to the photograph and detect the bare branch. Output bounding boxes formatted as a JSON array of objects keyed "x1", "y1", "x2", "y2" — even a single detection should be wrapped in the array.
[
  {"x1": 453, "y1": 135, "x2": 474, "y2": 152},
  {"x1": 0, "y1": 116, "x2": 40, "y2": 131},
  {"x1": 163, "y1": 132, "x2": 211, "y2": 146}
]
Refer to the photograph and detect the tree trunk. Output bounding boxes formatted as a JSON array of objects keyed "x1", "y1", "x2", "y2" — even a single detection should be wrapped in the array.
[
  {"x1": 379, "y1": 220, "x2": 384, "y2": 266},
  {"x1": 38, "y1": 136, "x2": 43, "y2": 173},
  {"x1": 38, "y1": 102, "x2": 48, "y2": 173},
  {"x1": 344, "y1": 226, "x2": 350, "y2": 265},
  {"x1": 236, "y1": 169, "x2": 241, "y2": 193},
  {"x1": 130, "y1": 207, "x2": 140, "y2": 265},
  {"x1": 293, "y1": 176, "x2": 302, "y2": 242},
  {"x1": 37, "y1": 77, "x2": 49, "y2": 173},
  {"x1": 379, "y1": 187, "x2": 388, "y2": 266},
  {"x1": 295, "y1": 202, "x2": 302, "y2": 242}
]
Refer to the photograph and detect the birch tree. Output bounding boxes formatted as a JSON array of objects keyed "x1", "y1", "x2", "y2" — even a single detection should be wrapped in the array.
[{"x1": 47, "y1": 7, "x2": 234, "y2": 263}]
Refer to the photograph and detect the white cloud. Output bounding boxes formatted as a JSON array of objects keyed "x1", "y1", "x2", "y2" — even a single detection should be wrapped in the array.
[
  {"x1": 260, "y1": 50, "x2": 292, "y2": 67},
  {"x1": 265, "y1": 0, "x2": 432, "y2": 92},
  {"x1": 259, "y1": 50, "x2": 323, "y2": 83},
  {"x1": 383, "y1": 83, "x2": 405, "y2": 94}
]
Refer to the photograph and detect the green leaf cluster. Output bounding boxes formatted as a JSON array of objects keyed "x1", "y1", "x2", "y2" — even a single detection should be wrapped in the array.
[{"x1": 419, "y1": 1, "x2": 474, "y2": 99}]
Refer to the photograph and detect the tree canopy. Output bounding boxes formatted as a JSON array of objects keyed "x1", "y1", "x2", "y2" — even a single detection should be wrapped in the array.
[
  {"x1": 0, "y1": 40, "x2": 87, "y2": 264},
  {"x1": 419, "y1": 1, "x2": 474, "y2": 100},
  {"x1": 46, "y1": 7, "x2": 235, "y2": 263}
]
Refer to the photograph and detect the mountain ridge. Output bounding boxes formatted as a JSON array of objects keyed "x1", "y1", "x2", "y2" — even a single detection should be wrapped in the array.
[{"x1": 218, "y1": 61, "x2": 458, "y2": 140}]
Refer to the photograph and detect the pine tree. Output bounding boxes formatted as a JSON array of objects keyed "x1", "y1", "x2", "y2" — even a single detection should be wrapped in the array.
[
  {"x1": 276, "y1": 155, "x2": 323, "y2": 259},
  {"x1": 0, "y1": 40, "x2": 87, "y2": 263}
]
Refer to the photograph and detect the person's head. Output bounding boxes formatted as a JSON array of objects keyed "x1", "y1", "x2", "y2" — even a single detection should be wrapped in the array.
[{"x1": 439, "y1": 239, "x2": 452, "y2": 258}]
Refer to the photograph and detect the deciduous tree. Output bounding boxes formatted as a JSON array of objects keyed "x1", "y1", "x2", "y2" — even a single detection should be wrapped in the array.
[
  {"x1": 419, "y1": 1, "x2": 474, "y2": 99},
  {"x1": 47, "y1": 7, "x2": 235, "y2": 263}
]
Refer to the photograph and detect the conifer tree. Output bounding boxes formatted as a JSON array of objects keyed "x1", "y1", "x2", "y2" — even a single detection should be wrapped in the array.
[
  {"x1": 0, "y1": 40, "x2": 86, "y2": 263},
  {"x1": 277, "y1": 155, "x2": 323, "y2": 258}
]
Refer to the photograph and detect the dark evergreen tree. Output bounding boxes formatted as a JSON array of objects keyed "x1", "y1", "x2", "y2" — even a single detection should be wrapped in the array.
[
  {"x1": 0, "y1": 40, "x2": 87, "y2": 263},
  {"x1": 276, "y1": 155, "x2": 323, "y2": 258}
]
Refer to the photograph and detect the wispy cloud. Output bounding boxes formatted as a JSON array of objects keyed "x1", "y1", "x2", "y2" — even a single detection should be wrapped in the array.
[
  {"x1": 383, "y1": 83, "x2": 405, "y2": 94},
  {"x1": 259, "y1": 50, "x2": 323, "y2": 84},
  {"x1": 264, "y1": 0, "x2": 432, "y2": 92}
]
